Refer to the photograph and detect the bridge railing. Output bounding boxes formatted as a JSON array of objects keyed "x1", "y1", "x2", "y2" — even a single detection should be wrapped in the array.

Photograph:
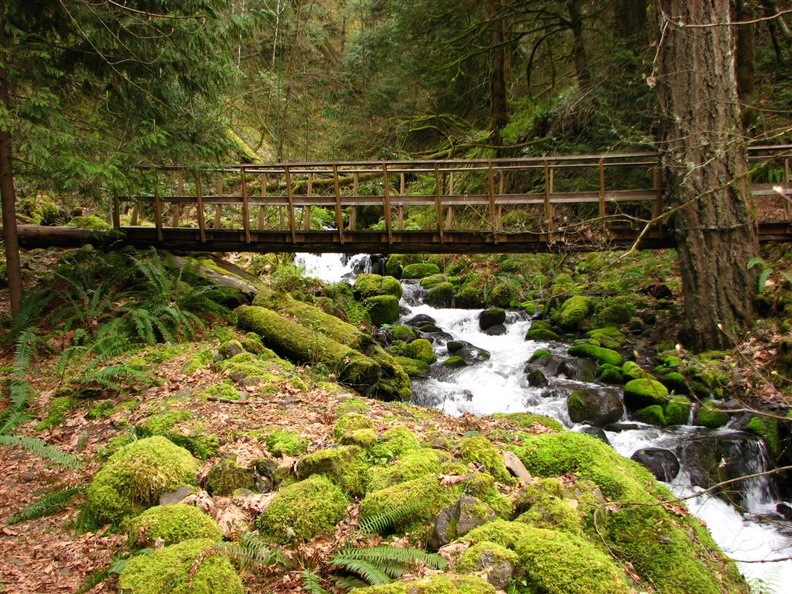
[{"x1": 115, "y1": 146, "x2": 792, "y2": 246}]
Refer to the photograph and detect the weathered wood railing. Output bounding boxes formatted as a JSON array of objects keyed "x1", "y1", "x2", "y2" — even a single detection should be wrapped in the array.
[{"x1": 90, "y1": 145, "x2": 792, "y2": 253}]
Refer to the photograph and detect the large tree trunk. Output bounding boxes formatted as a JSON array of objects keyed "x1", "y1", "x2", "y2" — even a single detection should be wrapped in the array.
[
  {"x1": 486, "y1": 0, "x2": 509, "y2": 145},
  {"x1": 0, "y1": 0, "x2": 22, "y2": 318},
  {"x1": 733, "y1": 0, "x2": 757, "y2": 130},
  {"x1": 565, "y1": 0, "x2": 591, "y2": 90},
  {"x1": 657, "y1": 0, "x2": 758, "y2": 351}
]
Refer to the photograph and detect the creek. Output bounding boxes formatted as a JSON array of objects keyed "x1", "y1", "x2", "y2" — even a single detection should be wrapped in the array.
[{"x1": 295, "y1": 253, "x2": 792, "y2": 593}]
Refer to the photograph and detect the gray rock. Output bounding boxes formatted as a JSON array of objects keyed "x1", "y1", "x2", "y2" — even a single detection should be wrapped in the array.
[
  {"x1": 631, "y1": 447, "x2": 680, "y2": 482},
  {"x1": 566, "y1": 387, "x2": 624, "y2": 427},
  {"x1": 158, "y1": 485, "x2": 198, "y2": 506},
  {"x1": 429, "y1": 496, "x2": 496, "y2": 550}
]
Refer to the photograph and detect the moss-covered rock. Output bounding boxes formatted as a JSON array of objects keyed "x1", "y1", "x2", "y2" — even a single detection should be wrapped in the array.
[
  {"x1": 454, "y1": 542, "x2": 518, "y2": 591},
  {"x1": 459, "y1": 436, "x2": 513, "y2": 484},
  {"x1": 126, "y1": 504, "x2": 222, "y2": 547},
  {"x1": 420, "y1": 273, "x2": 449, "y2": 289},
  {"x1": 265, "y1": 430, "x2": 309, "y2": 457},
  {"x1": 665, "y1": 396, "x2": 692, "y2": 426},
  {"x1": 660, "y1": 371, "x2": 689, "y2": 394},
  {"x1": 634, "y1": 405, "x2": 666, "y2": 426},
  {"x1": 622, "y1": 360, "x2": 649, "y2": 381},
  {"x1": 694, "y1": 400, "x2": 731, "y2": 429},
  {"x1": 566, "y1": 387, "x2": 624, "y2": 427},
  {"x1": 257, "y1": 475, "x2": 349, "y2": 542},
  {"x1": 370, "y1": 425, "x2": 422, "y2": 461},
  {"x1": 297, "y1": 445, "x2": 369, "y2": 495},
  {"x1": 333, "y1": 412, "x2": 376, "y2": 441},
  {"x1": 391, "y1": 325, "x2": 417, "y2": 342},
  {"x1": 597, "y1": 364, "x2": 624, "y2": 384},
  {"x1": 393, "y1": 356, "x2": 431, "y2": 377},
  {"x1": 584, "y1": 326, "x2": 627, "y2": 350},
  {"x1": 745, "y1": 415, "x2": 780, "y2": 454},
  {"x1": 405, "y1": 338, "x2": 437, "y2": 364},
  {"x1": 365, "y1": 294, "x2": 401, "y2": 326},
  {"x1": 454, "y1": 283, "x2": 485, "y2": 309},
  {"x1": 525, "y1": 320, "x2": 561, "y2": 341},
  {"x1": 356, "y1": 574, "x2": 496, "y2": 593},
  {"x1": 339, "y1": 427, "x2": 379, "y2": 448},
  {"x1": 402, "y1": 262, "x2": 441, "y2": 279},
  {"x1": 424, "y1": 281, "x2": 454, "y2": 307},
  {"x1": 367, "y1": 448, "x2": 446, "y2": 492},
  {"x1": 204, "y1": 457, "x2": 254, "y2": 495},
  {"x1": 513, "y1": 478, "x2": 585, "y2": 536},
  {"x1": 87, "y1": 436, "x2": 199, "y2": 525},
  {"x1": 354, "y1": 273, "x2": 404, "y2": 299},
  {"x1": 556, "y1": 295, "x2": 593, "y2": 331},
  {"x1": 68, "y1": 215, "x2": 111, "y2": 230},
  {"x1": 118, "y1": 538, "x2": 242, "y2": 594},
  {"x1": 623, "y1": 378, "x2": 669, "y2": 410},
  {"x1": 568, "y1": 343, "x2": 623, "y2": 366}
]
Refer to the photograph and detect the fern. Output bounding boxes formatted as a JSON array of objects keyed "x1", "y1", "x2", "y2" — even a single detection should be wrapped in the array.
[
  {"x1": 212, "y1": 532, "x2": 282, "y2": 571},
  {"x1": 358, "y1": 501, "x2": 422, "y2": 534},
  {"x1": 12, "y1": 327, "x2": 38, "y2": 381},
  {"x1": 0, "y1": 434, "x2": 80, "y2": 468},
  {"x1": 301, "y1": 568, "x2": 329, "y2": 594},
  {"x1": 0, "y1": 410, "x2": 33, "y2": 437},
  {"x1": 6, "y1": 487, "x2": 84, "y2": 525},
  {"x1": 331, "y1": 558, "x2": 391, "y2": 585},
  {"x1": 335, "y1": 546, "x2": 447, "y2": 574}
]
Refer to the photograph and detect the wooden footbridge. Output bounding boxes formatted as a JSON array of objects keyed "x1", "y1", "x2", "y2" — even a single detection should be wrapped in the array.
[{"x1": 16, "y1": 146, "x2": 792, "y2": 254}]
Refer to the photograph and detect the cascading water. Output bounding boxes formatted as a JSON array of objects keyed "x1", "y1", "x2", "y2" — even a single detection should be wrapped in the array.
[{"x1": 295, "y1": 253, "x2": 792, "y2": 593}]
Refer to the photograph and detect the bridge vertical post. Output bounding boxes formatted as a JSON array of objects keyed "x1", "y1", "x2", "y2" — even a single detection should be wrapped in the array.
[
  {"x1": 543, "y1": 161, "x2": 553, "y2": 232},
  {"x1": 383, "y1": 163, "x2": 393, "y2": 244},
  {"x1": 214, "y1": 174, "x2": 223, "y2": 229},
  {"x1": 112, "y1": 196, "x2": 120, "y2": 228},
  {"x1": 153, "y1": 178, "x2": 163, "y2": 243},
  {"x1": 303, "y1": 173, "x2": 313, "y2": 231},
  {"x1": 333, "y1": 164, "x2": 344, "y2": 245},
  {"x1": 434, "y1": 163, "x2": 444, "y2": 242},
  {"x1": 397, "y1": 172, "x2": 405, "y2": 231},
  {"x1": 171, "y1": 169, "x2": 183, "y2": 227},
  {"x1": 349, "y1": 172, "x2": 358, "y2": 231},
  {"x1": 194, "y1": 172, "x2": 207, "y2": 243},
  {"x1": 488, "y1": 162, "x2": 499, "y2": 243},
  {"x1": 258, "y1": 173, "x2": 267, "y2": 231},
  {"x1": 598, "y1": 158, "x2": 606, "y2": 217},
  {"x1": 652, "y1": 163, "x2": 662, "y2": 220},
  {"x1": 445, "y1": 171, "x2": 455, "y2": 230},
  {"x1": 285, "y1": 166, "x2": 297, "y2": 243},
  {"x1": 785, "y1": 157, "x2": 791, "y2": 221},
  {"x1": 241, "y1": 168, "x2": 251, "y2": 243}
]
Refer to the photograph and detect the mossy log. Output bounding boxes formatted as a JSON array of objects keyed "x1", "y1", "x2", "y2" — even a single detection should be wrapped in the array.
[{"x1": 237, "y1": 305, "x2": 380, "y2": 391}]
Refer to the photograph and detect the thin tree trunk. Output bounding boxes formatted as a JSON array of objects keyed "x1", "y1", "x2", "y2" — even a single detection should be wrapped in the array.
[
  {"x1": 0, "y1": 0, "x2": 22, "y2": 318},
  {"x1": 657, "y1": 0, "x2": 758, "y2": 351},
  {"x1": 566, "y1": 0, "x2": 591, "y2": 90},
  {"x1": 486, "y1": 0, "x2": 509, "y2": 145}
]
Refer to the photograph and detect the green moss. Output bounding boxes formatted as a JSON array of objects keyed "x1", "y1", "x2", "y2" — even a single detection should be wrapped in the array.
[
  {"x1": 200, "y1": 382, "x2": 241, "y2": 401},
  {"x1": 142, "y1": 411, "x2": 194, "y2": 435},
  {"x1": 394, "y1": 356, "x2": 431, "y2": 377},
  {"x1": 493, "y1": 412, "x2": 563, "y2": 432},
  {"x1": 365, "y1": 294, "x2": 401, "y2": 326},
  {"x1": 513, "y1": 527, "x2": 631, "y2": 594},
  {"x1": 297, "y1": 445, "x2": 369, "y2": 495},
  {"x1": 584, "y1": 326, "x2": 626, "y2": 349},
  {"x1": 402, "y1": 262, "x2": 441, "y2": 279},
  {"x1": 118, "y1": 538, "x2": 242, "y2": 594},
  {"x1": 181, "y1": 348, "x2": 213, "y2": 374},
  {"x1": 665, "y1": 396, "x2": 692, "y2": 426},
  {"x1": 334, "y1": 397, "x2": 370, "y2": 416},
  {"x1": 660, "y1": 371, "x2": 688, "y2": 394},
  {"x1": 526, "y1": 320, "x2": 561, "y2": 341},
  {"x1": 694, "y1": 400, "x2": 730, "y2": 428},
  {"x1": 420, "y1": 273, "x2": 449, "y2": 289},
  {"x1": 454, "y1": 283, "x2": 485, "y2": 309},
  {"x1": 266, "y1": 430, "x2": 309, "y2": 456},
  {"x1": 204, "y1": 458, "x2": 254, "y2": 495},
  {"x1": 333, "y1": 412, "x2": 376, "y2": 441},
  {"x1": 634, "y1": 405, "x2": 666, "y2": 426},
  {"x1": 126, "y1": 504, "x2": 222, "y2": 546},
  {"x1": 354, "y1": 273, "x2": 404, "y2": 299},
  {"x1": 360, "y1": 473, "x2": 464, "y2": 536},
  {"x1": 68, "y1": 215, "x2": 111, "y2": 229},
  {"x1": 357, "y1": 574, "x2": 496, "y2": 593},
  {"x1": 597, "y1": 364, "x2": 624, "y2": 384},
  {"x1": 37, "y1": 396, "x2": 77, "y2": 430},
  {"x1": 623, "y1": 378, "x2": 669, "y2": 409},
  {"x1": 568, "y1": 343, "x2": 623, "y2": 366},
  {"x1": 370, "y1": 425, "x2": 422, "y2": 461},
  {"x1": 139, "y1": 411, "x2": 219, "y2": 460},
  {"x1": 87, "y1": 436, "x2": 199, "y2": 526},
  {"x1": 425, "y1": 282, "x2": 454, "y2": 307},
  {"x1": 556, "y1": 295, "x2": 593, "y2": 331},
  {"x1": 455, "y1": 541, "x2": 518, "y2": 587},
  {"x1": 257, "y1": 475, "x2": 349, "y2": 543},
  {"x1": 340, "y1": 428, "x2": 379, "y2": 448},
  {"x1": 406, "y1": 338, "x2": 437, "y2": 364},
  {"x1": 745, "y1": 416, "x2": 780, "y2": 454},
  {"x1": 528, "y1": 348, "x2": 552, "y2": 362},
  {"x1": 367, "y1": 448, "x2": 446, "y2": 492},
  {"x1": 464, "y1": 473, "x2": 513, "y2": 519},
  {"x1": 391, "y1": 325, "x2": 417, "y2": 342},
  {"x1": 459, "y1": 436, "x2": 513, "y2": 484},
  {"x1": 622, "y1": 360, "x2": 648, "y2": 381},
  {"x1": 442, "y1": 355, "x2": 466, "y2": 367},
  {"x1": 594, "y1": 302, "x2": 636, "y2": 327}
]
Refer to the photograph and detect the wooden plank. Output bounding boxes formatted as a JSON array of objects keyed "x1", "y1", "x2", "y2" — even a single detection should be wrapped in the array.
[
  {"x1": 383, "y1": 163, "x2": 393, "y2": 244},
  {"x1": 154, "y1": 185, "x2": 163, "y2": 242},
  {"x1": 172, "y1": 169, "x2": 183, "y2": 227},
  {"x1": 434, "y1": 163, "x2": 444, "y2": 242},
  {"x1": 258, "y1": 173, "x2": 266, "y2": 231},
  {"x1": 285, "y1": 166, "x2": 297, "y2": 243},
  {"x1": 598, "y1": 158, "x2": 606, "y2": 217},
  {"x1": 112, "y1": 197, "x2": 121, "y2": 228},
  {"x1": 333, "y1": 164, "x2": 344, "y2": 244},
  {"x1": 241, "y1": 168, "x2": 251, "y2": 243},
  {"x1": 349, "y1": 172, "x2": 358, "y2": 231},
  {"x1": 488, "y1": 162, "x2": 499, "y2": 242},
  {"x1": 544, "y1": 161, "x2": 553, "y2": 231}
]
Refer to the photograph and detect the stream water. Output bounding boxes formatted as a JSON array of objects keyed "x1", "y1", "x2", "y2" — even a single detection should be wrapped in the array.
[{"x1": 295, "y1": 253, "x2": 792, "y2": 593}]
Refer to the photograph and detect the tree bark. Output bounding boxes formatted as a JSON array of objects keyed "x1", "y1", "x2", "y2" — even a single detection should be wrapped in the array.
[
  {"x1": 0, "y1": 0, "x2": 22, "y2": 318},
  {"x1": 486, "y1": 0, "x2": 509, "y2": 145},
  {"x1": 733, "y1": 0, "x2": 757, "y2": 129},
  {"x1": 657, "y1": 0, "x2": 758, "y2": 351},
  {"x1": 566, "y1": 0, "x2": 591, "y2": 90}
]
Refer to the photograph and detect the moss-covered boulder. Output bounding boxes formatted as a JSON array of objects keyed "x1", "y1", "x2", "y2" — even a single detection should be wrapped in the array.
[
  {"x1": 430, "y1": 496, "x2": 498, "y2": 550},
  {"x1": 584, "y1": 326, "x2": 627, "y2": 350},
  {"x1": 454, "y1": 541, "x2": 518, "y2": 591},
  {"x1": 365, "y1": 294, "x2": 401, "y2": 326},
  {"x1": 693, "y1": 400, "x2": 731, "y2": 428},
  {"x1": 459, "y1": 436, "x2": 513, "y2": 484},
  {"x1": 256, "y1": 475, "x2": 349, "y2": 543},
  {"x1": 333, "y1": 412, "x2": 375, "y2": 441},
  {"x1": 420, "y1": 273, "x2": 449, "y2": 289},
  {"x1": 402, "y1": 262, "x2": 441, "y2": 279},
  {"x1": 568, "y1": 343, "x2": 623, "y2": 367},
  {"x1": 367, "y1": 448, "x2": 447, "y2": 492},
  {"x1": 393, "y1": 356, "x2": 431, "y2": 377},
  {"x1": 566, "y1": 387, "x2": 624, "y2": 427},
  {"x1": 370, "y1": 426, "x2": 421, "y2": 461},
  {"x1": 454, "y1": 283, "x2": 485, "y2": 309},
  {"x1": 404, "y1": 338, "x2": 437, "y2": 364},
  {"x1": 87, "y1": 436, "x2": 199, "y2": 525},
  {"x1": 513, "y1": 478, "x2": 588, "y2": 536},
  {"x1": 354, "y1": 273, "x2": 404, "y2": 299},
  {"x1": 391, "y1": 325, "x2": 417, "y2": 342},
  {"x1": 265, "y1": 429, "x2": 309, "y2": 457},
  {"x1": 356, "y1": 574, "x2": 496, "y2": 594},
  {"x1": 525, "y1": 320, "x2": 561, "y2": 341},
  {"x1": 204, "y1": 457, "x2": 254, "y2": 496},
  {"x1": 126, "y1": 505, "x2": 222, "y2": 547},
  {"x1": 118, "y1": 538, "x2": 242, "y2": 594},
  {"x1": 424, "y1": 281, "x2": 454, "y2": 307},
  {"x1": 665, "y1": 396, "x2": 692, "y2": 426},
  {"x1": 479, "y1": 308, "x2": 506, "y2": 331},
  {"x1": 623, "y1": 378, "x2": 669, "y2": 410},
  {"x1": 339, "y1": 428, "x2": 379, "y2": 448},
  {"x1": 297, "y1": 445, "x2": 369, "y2": 495},
  {"x1": 634, "y1": 405, "x2": 666, "y2": 426},
  {"x1": 556, "y1": 295, "x2": 593, "y2": 331}
]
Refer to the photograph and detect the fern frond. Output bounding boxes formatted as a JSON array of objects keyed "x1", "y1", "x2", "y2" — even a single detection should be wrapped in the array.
[
  {"x1": 335, "y1": 546, "x2": 448, "y2": 574},
  {"x1": 330, "y1": 558, "x2": 391, "y2": 585},
  {"x1": 6, "y1": 487, "x2": 84, "y2": 525},
  {"x1": 358, "y1": 502, "x2": 421, "y2": 534},
  {"x1": 301, "y1": 568, "x2": 328, "y2": 594},
  {"x1": 335, "y1": 575, "x2": 369, "y2": 590},
  {"x1": 212, "y1": 533, "x2": 281, "y2": 571},
  {"x1": 8, "y1": 380, "x2": 33, "y2": 411},
  {"x1": 74, "y1": 364, "x2": 149, "y2": 391},
  {"x1": 0, "y1": 411, "x2": 33, "y2": 436},
  {"x1": 0, "y1": 434, "x2": 80, "y2": 468},
  {"x1": 13, "y1": 327, "x2": 38, "y2": 380}
]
